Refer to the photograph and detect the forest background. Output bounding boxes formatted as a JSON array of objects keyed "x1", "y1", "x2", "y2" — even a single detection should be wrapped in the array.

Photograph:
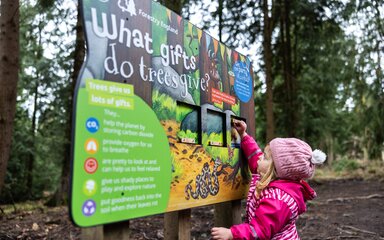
[{"x1": 0, "y1": 0, "x2": 383, "y2": 210}]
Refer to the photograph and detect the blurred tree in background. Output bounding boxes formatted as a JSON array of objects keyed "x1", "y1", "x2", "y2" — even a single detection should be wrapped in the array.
[
  {"x1": 185, "y1": 0, "x2": 383, "y2": 162},
  {"x1": 1, "y1": 0, "x2": 77, "y2": 203}
]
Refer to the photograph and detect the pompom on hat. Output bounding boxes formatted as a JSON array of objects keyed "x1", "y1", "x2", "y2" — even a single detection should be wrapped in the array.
[{"x1": 269, "y1": 138, "x2": 327, "y2": 180}]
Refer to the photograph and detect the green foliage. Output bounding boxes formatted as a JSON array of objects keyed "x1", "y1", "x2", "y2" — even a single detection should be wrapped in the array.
[
  {"x1": 253, "y1": 77, "x2": 267, "y2": 146},
  {"x1": 177, "y1": 130, "x2": 198, "y2": 143},
  {"x1": 332, "y1": 158, "x2": 360, "y2": 172},
  {"x1": 1, "y1": 0, "x2": 76, "y2": 203},
  {"x1": 1, "y1": 107, "x2": 32, "y2": 203},
  {"x1": 183, "y1": 22, "x2": 201, "y2": 104},
  {"x1": 38, "y1": 0, "x2": 55, "y2": 9},
  {"x1": 213, "y1": 102, "x2": 223, "y2": 109},
  {"x1": 202, "y1": 133, "x2": 230, "y2": 163},
  {"x1": 171, "y1": 153, "x2": 183, "y2": 180},
  {"x1": 152, "y1": 90, "x2": 177, "y2": 120},
  {"x1": 190, "y1": 0, "x2": 383, "y2": 161},
  {"x1": 231, "y1": 102, "x2": 240, "y2": 116},
  {"x1": 347, "y1": 0, "x2": 384, "y2": 159},
  {"x1": 176, "y1": 104, "x2": 194, "y2": 123},
  {"x1": 0, "y1": 201, "x2": 46, "y2": 214},
  {"x1": 152, "y1": 3, "x2": 168, "y2": 56},
  {"x1": 203, "y1": 132, "x2": 222, "y2": 145}
]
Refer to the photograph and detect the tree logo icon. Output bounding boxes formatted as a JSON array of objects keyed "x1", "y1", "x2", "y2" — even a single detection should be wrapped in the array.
[
  {"x1": 83, "y1": 179, "x2": 97, "y2": 196},
  {"x1": 118, "y1": 0, "x2": 137, "y2": 17}
]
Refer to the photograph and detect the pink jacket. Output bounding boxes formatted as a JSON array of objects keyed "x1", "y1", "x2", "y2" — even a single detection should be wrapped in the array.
[{"x1": 230, "y1": 135, "x2": 317, "y2": 240}]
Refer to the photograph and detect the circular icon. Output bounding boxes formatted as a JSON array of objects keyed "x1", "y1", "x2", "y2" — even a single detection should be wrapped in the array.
[
  {"x1": 84, "y1": 158, "x2": 98, "y2": 174},
  {"x1": 83, "y1": 179, "x2": 97, "y2": 196},
  {"x1": 82, "y1": 200, "x2": 96, "y2": 216},
  {"x1": 86, "y1": 117, "x2": 99, "y2": 133},
  {"x1": 85, "y1": 138, "x2": 99, "y2": 154}
]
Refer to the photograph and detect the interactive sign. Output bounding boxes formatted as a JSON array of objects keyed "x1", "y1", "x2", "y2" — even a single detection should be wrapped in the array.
[{"x1": 70, "y1": 0, "x2": 255, "y2": 227}]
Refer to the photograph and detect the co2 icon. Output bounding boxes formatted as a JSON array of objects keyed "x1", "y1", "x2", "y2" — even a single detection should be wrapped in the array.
[{"x1": 86, "y1": 118, "x2": 99, "y2": 133}]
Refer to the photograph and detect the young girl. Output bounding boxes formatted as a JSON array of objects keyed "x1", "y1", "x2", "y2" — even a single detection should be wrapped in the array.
[{"x1": 211, "y1": 120, "x2": 326, "y2": 240}]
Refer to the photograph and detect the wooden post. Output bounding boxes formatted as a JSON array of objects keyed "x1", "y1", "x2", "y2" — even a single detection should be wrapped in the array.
[
  {"x1": 214, "y1": 200, "x2": 242, "y2": 228},
  {"x1": 164, "y1": 209, "x2": 191, "y2": 240},
  {"x1": 178, "y1": 209, "x2": 191, "y2": 240},
  {"x1": 104, "y1": 221, "x2": 130, "y2": 240},
  {"x1": 81, "y1": 222, "x2": 130, "y2": 240},
  {"x1": 164, "y1": 212, "x2": 179, "y2": 240},
  {"x1": 232, "y1": 200, "x2": 242, "y2": 225},
  {"x1": 214, "y1": 202, "x2": 232, "y2": 228},
  {"x1": 81, "y1": 226, "x2": 103, "y2": 240}
]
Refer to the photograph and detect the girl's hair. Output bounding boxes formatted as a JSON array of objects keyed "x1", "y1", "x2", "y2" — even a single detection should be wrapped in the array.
[{"x1": 255, "y1": 146, "x2": 277, "y2": 198}]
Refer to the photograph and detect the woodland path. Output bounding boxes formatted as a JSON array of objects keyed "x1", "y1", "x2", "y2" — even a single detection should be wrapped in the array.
[{"x1": 1, "y1": 179, "x2": 383, "y2": 239}]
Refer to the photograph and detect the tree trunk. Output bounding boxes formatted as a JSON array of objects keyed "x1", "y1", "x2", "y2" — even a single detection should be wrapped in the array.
[
  {"x1": 280, "y1": 0, "x2": 296, "y2": 137},
  {"x1": 263, "y1": 0, "x2": 275, "y2": 142},
  {"x1": 62, "y1": 3, "x2": 85, "y2": 204},
  {"x1": 372, "y1": 0, "x2": 383, "y2": 160},
  {"x1": 218, "y1": 0, "x2": 223, "y2": 42},
  {"x1": 26, "y1": 21, "x2": 44, "y2": 197},
  {"x1": 0, "y1": 1, "x2": 20, "y2": 194},
  {"x1": 26, "y1": 80, "x2": 38, "y2": 196}
]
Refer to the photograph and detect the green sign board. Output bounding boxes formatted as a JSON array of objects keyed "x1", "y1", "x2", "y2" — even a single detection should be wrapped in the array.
[{"x1": 70, "y1": 0, "x2": 255, "y2": 227}]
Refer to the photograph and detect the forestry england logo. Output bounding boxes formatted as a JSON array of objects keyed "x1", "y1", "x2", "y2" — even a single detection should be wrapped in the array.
[{"x1": 118, "y1": 0, "x2": 137, "y2": 16}]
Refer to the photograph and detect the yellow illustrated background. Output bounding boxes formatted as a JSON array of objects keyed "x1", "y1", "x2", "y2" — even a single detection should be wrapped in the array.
[{"x1": 161, "y1": 120, "x2": 249, "y2": 211}]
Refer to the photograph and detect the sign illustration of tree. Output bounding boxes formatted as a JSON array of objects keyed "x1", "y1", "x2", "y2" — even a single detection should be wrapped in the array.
[{"x1": 118, "y1": 0, "x2": 137, "y2": 16}]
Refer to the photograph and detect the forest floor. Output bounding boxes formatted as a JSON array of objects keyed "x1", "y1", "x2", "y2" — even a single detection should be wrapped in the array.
[{"x1": 1, "y1": 178, "x2": 384, "y2": 240}]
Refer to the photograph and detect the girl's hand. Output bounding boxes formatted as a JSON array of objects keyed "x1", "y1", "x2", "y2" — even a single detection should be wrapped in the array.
[
  {"x1": 211, "y1": 227, "x2": 233, "y2": 240},
  {"x1": 233, "y1": 120, "x2": 247, "y2": 139}
]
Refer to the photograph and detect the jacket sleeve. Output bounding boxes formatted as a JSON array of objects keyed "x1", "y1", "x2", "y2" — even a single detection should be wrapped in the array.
[
  {"x1": 241, "y1": 135, "x2": 263, "y2": 174},
  {"x1": 230, "y1": 198, "x2": 292, "y2": 240}
]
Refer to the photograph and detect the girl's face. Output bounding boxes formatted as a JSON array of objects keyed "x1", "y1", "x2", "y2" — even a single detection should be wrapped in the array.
[{"x1": 257, "y1": 146, "x2": 273, "y2": 176}]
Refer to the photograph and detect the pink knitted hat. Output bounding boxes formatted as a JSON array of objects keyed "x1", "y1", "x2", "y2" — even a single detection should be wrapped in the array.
[{"x1": 269, "y1": 138, "x2": 326, "y2": 180}]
